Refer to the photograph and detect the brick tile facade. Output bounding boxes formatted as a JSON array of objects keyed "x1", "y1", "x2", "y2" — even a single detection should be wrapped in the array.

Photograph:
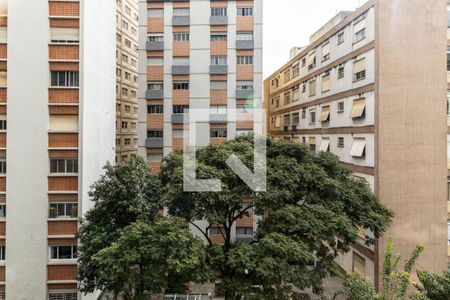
[
  {"x1": 49, "y1": 2, "x2": 79, "y2": 17},
  {"x1": 147, "y1": 17, "x2": 163, "y2": 33},
  {"x1": 48, "y1": 221, "x2": 77, "y2": 236},
  {"x1": 48, "y1": 133, "x2": 78, "y2": 148},
  {"x1": 48, "y1": 177, "x2": 78, "y2": 192},
  {"x1": 49, "y1": 106, "x2": 78, "y2": 115},
  {"x1": 48, "y1": 89, "x2": 79, "y2": 104},
  {"x1": 47, "y1": 265, "x2": 76, "y2": 281},
  {"x1": 49, "y1": 45, "x2": 79, "y2": 60},
  {"x1": 236, "y1": 16, "x2": 254, "y2": 31},
  {"x1": 147, "y1": 114, "x2": 163, "y2": 129},
  {"x1": 210, "y1": 90, "x2": 228, "y2": 105}
]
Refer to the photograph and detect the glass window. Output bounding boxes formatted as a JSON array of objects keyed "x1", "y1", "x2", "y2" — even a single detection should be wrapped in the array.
[
  {"x1": 211, "y1": 56, "x2": 227, "y2": 65},
  {"x1": 210, "y1": 129, "x2": 227, "y2": 138},
  {"x1": 147, "y1": 105, "x2": 163, "y2": 114},
  {"x1": 173, "y1": 33, "x2": 189, "y2": 41},
  {"x1": 237, "y1": 7, "x2": 253, "y2": 16},
  {"x1": 236, "y1": 227, "x2": 253, "y2": 236},
  {"x1": 211, "y1": 7, "x2": 227, "y2": 16},
  {"x1": 147, "y1": 130, "x2": 163, "y2": 138},
  {"x1": 49, "y1": 203, "x2": 78, "y2": 218},
  {"x1": 50, "y1": 245, "x2": 77, "y2": 260},
  {"x1": 50, "y1": 71, "x2": 79, "y2": 87},
  {"x1": 211, "y1": 32, "x2": 227, "y2": 41}
]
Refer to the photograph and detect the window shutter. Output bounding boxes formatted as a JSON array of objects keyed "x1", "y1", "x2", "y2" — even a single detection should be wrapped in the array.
[
  {"x1": 50, "y1": 27, "x2": 79, "y2": 42},
  {"x1": 307, "y1": 51, "x2": 316, "y2": 65},
  {"x1": 353, "y1": 58, "x2": 366, "y2": 74},
  {"x1": 320, "y1": 106, "x2": 330, "y2": 122},
  {"x1": 353, "y1": 20, "x2": 366, "y2": 35},
  {"x1": 319, "y1": 139, "x2": 330, "y2": 152},
  {"x1": 350, "y1": 139, "x2": 366, "y2": 157},
  {"x1": 0, "y1": 71, "x2": 6, "y2": 87},
  {"x1": 309, "y1": 80, "x2": 316, "y2": 96},
  {"x1": 322, "y1": 42, "x2": 330, "y2": 57},
  {"x1": 322, "y1": 74, "x2": 330, "y2": 92},
  {"x1": 351, "y1": 98, "x2": 366, "y2": 118},
  {"x1": 49, "y1": 115, "x2": 79, "y2": 131}
]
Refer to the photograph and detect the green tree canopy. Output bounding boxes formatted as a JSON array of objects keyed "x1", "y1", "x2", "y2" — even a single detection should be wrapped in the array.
[
  {"x1": 78, "y1": 157, "x2": 162, "y2": 295},
  {"x1": 160, "y1": 134, "x2": 393, "y2": 299}
]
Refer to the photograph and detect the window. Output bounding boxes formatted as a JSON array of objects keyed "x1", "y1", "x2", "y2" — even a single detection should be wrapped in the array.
[
  {"x1": 0, "y1": 246, "x2": 4, "y2": 261},
  {"x1": 125, "y1": 39, "x2": 131, "y2": 48},
  {"x1": 50, "y1": 158, "x2": 78, "y2": 173},
  {"x1": 292, "y1": 86, "x2": 300, "y2": 102},
  {"x1": 147, "y1": 153, "x2": 163, "y2": 162},
  {"x1": 354, "y1": 28, "x2": 366, "y2": 43},
  {"x1": 210, "y1": 227, "x2": 224, "y2": 235},
  {"x1": 320, "y1": 106, "x2": 330, "y2": 122},
  {"x1": 308, "y1": 51, "x2": 316, "y2": 70},
  {"x1": 322, "y1": 42, "x2": 330, "y2": 62},
  {"x1": 50, "y1": 27, "x2": 79, "y2": 43},
  {"x1": 447, "y1": 47, "x2": 450, "y2": 71},
  {"x1": 236, "y1": 81, "x2": 253, "y2": 90},
  {"x1": 292, "y1": 64, "x2": 300, "y2": 77},
  {"x1": 211, "y1": 56, "x2": 227, "y2": 65},
  {"x1": 173, "y1": 57, "x2": 189, "y2": 66},
  {"x1": 148, "y1": 105, "x2": 163, "y2": 114},
  {"x1": 124, "y1": 138, "x2": 131, "y2": 145},
  {"x1": 353, "y1": 58, "x2": 366, "y2": 81},
  {"x1": 173, "y1": 8, "x2": 190, "y2": 16},
  {"x1": 292, "y1": 112, "x2": 300, "y2": 125},
  {"x1": 121, "y1": 121, "x2": 128, "y2": 129},
  {"x1": 309, "y1": 110, "x2": 316, "y2": 124},
  {"x1": 210, "y1": 129, "x2": 227, "y2": 138},
  {"x1": 211, "y1": 81, "x2": 227, "y2": 90},
  {"x1": 301, "y1": 109, "x2": 306, "y2": 119},
  {"x1": 49, "y1": 202, "x2": 78, "y2": 218},
  {"x1": 122, "y1": 20, "x2": 128, "y2": 30},
  {"x1": 337, "y1": 31, "x2": 344, "y2": 45},
  {"x1": 337, "y1": 101, "x2": 345, "y2": 113},
  {"x1": 237, "y1": 56, "x2": 253, "y2": 64},
  {"x1": 301, "y1": 58, "x2": 306, "y2": 67},
  {"x1": 0, "y1": 204, "x2": 5, "y2": 218},
  {"x1": 50, "y1": 71, "x2": 79, "y2": 87},
  {"x1": 338, "y1": 137, "x2": 345, "y2": 148},
  {"x1": 0, "y1": 119, "x2": 5, "y2": 130},
  {"x1": 236, "y1": 227, "x2": 253, "y2": 236},
  {"x1": 283, "y1": 115, "x2": 291, "y2": 126},
  {"x1": 173, "y1": 130, "x2": 188, "y2": 139},
  {"x1": 147, "y1": 35, "x2": 163, "y2": 42},
  {"x1": 237, "y1": 7, "x2": 253, "y2": 16},
  {"x1": 322, "y1": 72, "x2": 330, "y2": 92},
  {"x1": 173, "y1": 82, "x2": 189, "y2": 90},
  {"x1": 211, "y1": 32, "x2": 227, "y2": 41},
  {"x1": 284, "y1": 91, "x2": 291, "y2": 105},
  {"x1": 148, "y1": 8, "x2": 164, "y2": 17},
  {"x1": 302, "y1": 137, "x2": 306, "y2": 144},
  {"x1": 50, "y1": 245, "x2": 77, "y2": 260},
  {"x1": 338, "y1": 65, "x2": 345, "y2": 79},
  {"x1": 147, "y1": 130, "x2": 163, "y2": 138},
  {"x1": 309, "y1": 79, "x2": 316, "y2": 97},
  {"x1": 352, "y1": 252, "x2": 366, "y2": 276},
  {"x1": 173, "y1": 33, "x2": 189, "y2": 41},
  {"x1": 350, "y1": 138, "x2": 366, "y2": 158},
  {"x1": 319, "y1": 138, "x2": 330, "y2": 152},
  {"x1": 210, "y1": 105, "x2": 227, "y2": 115},
  {"x1": 211, "y1": 7, "x2": 227, "y2": 16},
  {"x1": 308, "y1": 137, "x2": 316, "y2": 152},
  {"x1": 236, "y1": 32, "x2": 254, "y2": 41},
  {"x1": 148, "y1": 82, "x2": 163, "y2": 90},
  {"x1": 351, "y1": 98, "x2": 366, "y2": 119},
  {"x1": 448, "y1": 220, "x2": 450, "y2": 244},
  {"x1": 173, "y1": 105, "x2": 189, "y2": 114}
]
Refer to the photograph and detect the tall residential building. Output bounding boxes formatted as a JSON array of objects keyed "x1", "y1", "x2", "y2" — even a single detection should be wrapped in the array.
[
  {"x1": 138, "y1": 0, "x2": 262, "y2": 173},
  {"x1": 116, "y1": 0, "x2": 139, "y2": 163},
  {"x1": 1, "y1": 0, "x2": 116, "y2": 299},
  {"x1": 265, "y1": 0, "x2": 447, "y2": 288}
]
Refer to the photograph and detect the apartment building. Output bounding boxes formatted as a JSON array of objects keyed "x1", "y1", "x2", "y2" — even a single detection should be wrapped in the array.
[
  {"x1": 116, "y1": 0, "x2": 139, "y2": 163},
  {"x1": 265, "y1": 0, "x2": 447, "y2": 287},
  {"x1": 1, "y1": 1, "x2": 116, "y2": 299}
]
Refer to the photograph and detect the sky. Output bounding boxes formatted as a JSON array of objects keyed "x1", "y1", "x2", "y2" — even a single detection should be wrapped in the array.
[{"x1": 263, "y1": 0, "x2": 364, "y2": 78}]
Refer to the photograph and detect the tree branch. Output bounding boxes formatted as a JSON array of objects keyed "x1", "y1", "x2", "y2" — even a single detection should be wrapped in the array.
[
  {"x1": 188, "y1": 220, "x2": 213, "y2": 246},
  {"x1": 233, "y1": 204, "x2": 255, "y2": 222}
]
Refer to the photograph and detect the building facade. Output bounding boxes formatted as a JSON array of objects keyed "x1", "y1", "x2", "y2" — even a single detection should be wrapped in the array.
[
  {"x1": 1, "y1": 0, "x2": 116, "y2": 299},
  {"x1": 265, "y1": 0, "x2": 448, "y2": 287},
  {"x1": 116, "y1": 0, "x2": 139, "y2": 163},
  {"x1": 138, "y1": 0, "x2": 262, "y2": 173}
]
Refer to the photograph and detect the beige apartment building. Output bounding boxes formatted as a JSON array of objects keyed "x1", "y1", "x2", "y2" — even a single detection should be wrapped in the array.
[
  {"x1": 116, "y1": 0, "x2": 139, "y2": 163},
  {"x1": 265, "y1": 0, "x2": 448, "y2": 287}
]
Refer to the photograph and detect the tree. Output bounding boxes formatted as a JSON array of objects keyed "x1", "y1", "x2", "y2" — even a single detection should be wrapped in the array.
[
  {"x1": 412, "y1": 270, "x2": 450, "y2": 300},
  {"x1": 78, "y1": 157, "x2": 162, "y2": 296},
  {"x1": 93, "y1": 218, "x2": 209, "y2": 299},
  {"x1": 160, "y1": 134, "x2": 393, "y2": 299}
]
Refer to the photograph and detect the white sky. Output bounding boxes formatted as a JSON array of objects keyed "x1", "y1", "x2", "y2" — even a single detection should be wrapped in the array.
[{"x1": 263, "y1": 0, "x2": 364, "y2": 78}]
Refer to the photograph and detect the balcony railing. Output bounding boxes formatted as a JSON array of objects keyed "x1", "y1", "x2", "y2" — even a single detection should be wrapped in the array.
[
  {"x1": 171, "y1": 113, "x2": 189, "y2": 124},
  {"x1": 209, "y1": 65, "x2": 228, "y2": 75},
  {"x1": 210, "y1": 15, "x2": 228, "y2": 25},
  {"x1": 172, "y1": 65, "x2": 190, "y2": 75},
  {"x1": 172, "y1": 16, "x2": 190, "y2": 26},
  {"x1": 146, "y1": 41, "x2": 164, "y2": 51},
  {"x1": 236, "y1": 89, "x2": 254, "y2": 99},
  {"x1": 236, "y1": 40, "x2": 254, "y2": 50},
  {"x1": 145, "y1": 138, "x2": 163, "y2": 148},
  {"x1": 146, "y1": 89, "x2": 164, "y2": 99},
  {"x1": 210, "y1": 114, "x2": 228, "y2": 124}
]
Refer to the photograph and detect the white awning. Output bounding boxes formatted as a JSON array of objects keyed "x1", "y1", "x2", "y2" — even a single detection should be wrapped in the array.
[
  {"x1": 319, "y1": 139, "x2": 330, "y2": 152},
  {"x1": 350, "y1": 139, "x2": 366, "y2": 157}
]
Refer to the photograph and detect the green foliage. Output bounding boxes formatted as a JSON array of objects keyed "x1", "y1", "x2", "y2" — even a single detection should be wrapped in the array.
[
  {"x1": 412, "y1": 270, "x2": 450, "y2": 300},
  {"x1": 333, "y1": 273, "x2": 380, "y2": 300},
  {"x1": 160, "y1": 134, "x2": 393, "y2": 299},
  {"x1": 78, "y1": 157, "x2": 162, "y2": 295},
  {"x1": 93, "y1": 218, "x2": 209, "y2": 299}
]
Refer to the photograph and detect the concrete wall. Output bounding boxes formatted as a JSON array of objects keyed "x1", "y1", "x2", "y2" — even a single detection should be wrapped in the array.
[{"x1": 6, "y1": 0, "x2": 49, "y2": 298}]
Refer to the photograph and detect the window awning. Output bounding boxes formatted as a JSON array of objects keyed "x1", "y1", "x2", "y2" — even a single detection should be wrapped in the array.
[
  {"x1": 350, "y1": 139, "x2": 366, "y2": 157},
  {"x1": 307, "y1": 51, "x2": 316, "y2": 65},
  {"x1": 353, "y1": 58, "x2": 366, "y2": 74},
  {"x1": 319, "y1": 139, "x2": 330, "y2": 152},
  {"x1": 320, "y1": 106, "x2": 330, "y2": 122},
  {"x1": 351, "y1": 98, "x2": 366, "y2": 118},
  {"x1": 322, "y1": 74, "x2": 330, "y2": 92},
  {"x1": 308, "y1": 136, "x2": 316, "y2": 145}
]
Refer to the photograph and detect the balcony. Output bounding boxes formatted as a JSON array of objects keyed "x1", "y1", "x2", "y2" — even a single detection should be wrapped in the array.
[
  {"x1": 236, "y1": 89, "x2": 254, "y2": 99},
  {"x1": 171, "y1": 113, "x2": 189, "y2": 124},
  {"x1": 209, "y1": 65, "x2": 228, "y2": 75},
  {"x1": 145, "y1": 89, "x2": 164, "y2": 99},
  {"x1": 210, "y1": 114, "x2": 228, "y2": 124},
  {"x1": 236, "y1": 236, "x2": 254, "y2": 244},
  {"x1": 236, "y1": 40, "x2": 254, "y2": 50},
  {"x1": 210, "y1": 15, "x2": 228, "y2": 25},
  {"x1": 172, "y1": 65, "x2": 190, "y2": 75},
  {"x1": 146, "y1": 41, "x2": 164, "y2": 51},
  {"x1": 172, "y1": 16, "x2": 190, "y2": 26},
  {"x1": 145, "y1": 138, "x2": 163, "y2": 148}
]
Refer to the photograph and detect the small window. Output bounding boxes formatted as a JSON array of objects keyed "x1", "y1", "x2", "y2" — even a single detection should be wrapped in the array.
[
  {"x1": 284, "y1": 91, "x2": 291, "y2": 105},
  {"x1": 173, "y1": 33, "x2": 190, "y2": 41},
  {"x1": 301, "y1": 109, "x2": 306, "y2": 119},
  {"x1": 211, "y1": 56, "x2": 227, "y2": 65},
  {"x1": 0, "y1": 159, "x2": 5, "y2": 174},
  {"x1": 148, "y1": 8, "x2": 164, "y2": 17},
  {"x1": 147, "y1": 105, "x2": 164, "y2": 114},
  {"x1": 49, "y1": 202, "x2": 78, "y2": 218},
  {"x1": 211, "y1": 7, "x2": 227, "y2": 16},
  {"x1": 283, "y1": 115, "x2": 291, "y2": 126},
  {"x1": 48, "y1": 292, "x2": 77, "y2": 300},
  {"x1": 210, "y1": 129, "x2": 227, "y2": 138},
  {"x1": 338, "y1": 65, "x2": 345, "y2": 79},
  {"x1": 292, "y1": 112, "x2": 300, "y2": 125},
  {"x1": 50, "y1": 245, "x2": 77, "y2": 260},
  {"x1": 237, "y1": 7, "x2": 253, "y2": 16},
  {"x1": 211, "y1": 81, "x2": 227, "y2": 90},
  {"x1": 337, "y1": 101, "x2": 345, "y2": 113},
  {"x1": 352, "y1": 251, "x2": 366, "y2": 276},
  {"x1": 173, "y1": 82, "x2": 189, "y2": 90},
  {"x1": 0, "y1": 204, "x2": 5, "y2": 218},
  {"x1": 148, "y1": 82, "x2": 163, "y2": 90},
  {"x1": 337, "y1": 32, "x2": 344, "y2": 45},
  {"x1": 237, "y1": 56, "x2": 253, "y2": 65},
  {"x1": 173, "y1": 105, "x2": 189, "y2": 114},
  {"x1": 354, "y1": 28, "x2": 366, "y2": 43},
  {"x1": 337, "y1": 137, "x2": 344, "y2": 148},
  {"x1": 0, "y1": 246, "x2": 4, "y2": 261},
  {"x1": 309, "y1": 110, "x2": 316, "y2": 124}
]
